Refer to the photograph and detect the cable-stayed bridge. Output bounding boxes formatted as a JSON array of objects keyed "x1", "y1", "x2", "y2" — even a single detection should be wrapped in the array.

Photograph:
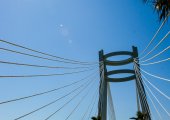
[{"x1": 0, "y1": 22, "x2": 170, "y2": 120}]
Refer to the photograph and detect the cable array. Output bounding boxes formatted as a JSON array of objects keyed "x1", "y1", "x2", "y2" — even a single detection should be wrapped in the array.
[
  {"x1": 0, "y1": 60, "x2": 96, "y2": 70},
  {"x1": 140, "y1": 58, "x2": 170, "y2": 66},
  {"x1": 15, "y1": 86, "x2": 81, "y2": 120},
  {"x1": 142, "y1": 75, "x2": 170, "y2": 100},
  {"x1": 64, "y1": 78, "x2": 97, "y2": 120},
  {"x1": 141, "y1": 46, "x2": 170, "y2": 63},
  {"x1": 0, "y1": 39, "x2": 98, "y2": 65},
  {"x1": 134, "y1": 63, "x2": 152, "y2": 120},
  {"x1": 0, "y1": 67, "x2": 96, "y2": 78},
  {"x1": 140, "y1": 12, "x2": 170, "y2": 56},
  {"x1": 134, "y1": 62, "x2": 170, "y2": 119},
  {"x1": 0, "y1": 38, "x2": 100, "y2": 120},
  {"x1": 87, "y1": 88, "x2": 98, "y2": 120},
  {"x1": 140, "y1": 31, "x2": 170, "y2": 60},
  {"x1": 137, "y1": 14, "x2": 170, "y2": 119},
  {"x1": 14, "y1": 74, "x2": 98, "y2": 120},
  {"x1": 81, "y1": 88, "x2": 98, "y2": 120},
  {"x1": 0, "y1": 47, "x2": 99, "y2": 67},
  {"x1": 145, "y1": 86, "x2": 163, "y2": 120},
  {"x1": 133, "y1": 59, "x2": 170, "y2": 82},
  {"x1": 107, "y1": 83, "x2": 116, "y2": 120},
  {"x1": 0, "y1": 71, "x2": 97, "y2": 105},
  {"x1": 44, "y1": 76, "x2": 98, "y2": 120},
  {"x1": 137, "y1": 66, "x2": 170, "y2": 82},
  {"x1": 143, "y1": 78, "x2": 170, "y2": 117}
]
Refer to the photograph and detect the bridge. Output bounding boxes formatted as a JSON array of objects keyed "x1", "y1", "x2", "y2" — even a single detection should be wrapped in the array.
[{"x1": 0, "y1": 22, "x2": 170, "y2": 120}]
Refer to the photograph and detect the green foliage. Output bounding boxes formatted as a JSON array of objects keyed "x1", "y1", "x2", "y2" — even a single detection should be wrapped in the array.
[
  {"x1": 130, "y1": 111, "x2": 146, "y2": 120},
  {"x1": 91, "y1": 117, "x2": 98, "y2": 120},
  {"x1": 91, "y1": 116, "x2": 101, "y2": 120},
  {"x1": 143, "y1": 0, "x2": 170, "y2": 21}
]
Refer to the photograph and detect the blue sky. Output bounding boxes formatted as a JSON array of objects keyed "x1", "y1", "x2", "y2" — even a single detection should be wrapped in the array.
[{"x1": 0, "y1": 0, "x2": 170, "y2": 120}]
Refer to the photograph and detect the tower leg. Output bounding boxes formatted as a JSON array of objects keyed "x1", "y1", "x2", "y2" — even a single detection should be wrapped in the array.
[{"x1": 98, "y1": 50, "x2": 107, "y2": 120}]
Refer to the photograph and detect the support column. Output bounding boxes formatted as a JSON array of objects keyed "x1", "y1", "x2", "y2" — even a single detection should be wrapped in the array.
[
  {"x1": 98, "y1": 50, "x2": 107, "y2": 120},
  {"x1": 133, "y1": 46, "x2": 151, "y2": 120},
  {"x1": 133, "y1": 46, "x2": 141, "y2": 112}
]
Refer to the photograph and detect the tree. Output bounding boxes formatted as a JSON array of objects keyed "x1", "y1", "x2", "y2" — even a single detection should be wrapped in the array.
[
  {"x1": 91, "y1": 116, "x2": 101, "y2": 120},
  {"x1": 91, "y1": 117, "x2": 98, "y2": 120},
  {"x1": 130, "y1": 111, "x2": 146, "y2": 120},
  {"x1": 143, "y1": 0, "x2": 170, "y2": 21}
]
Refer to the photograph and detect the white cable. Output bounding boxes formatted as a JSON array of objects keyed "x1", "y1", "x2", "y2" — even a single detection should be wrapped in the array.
[
  {"x1": 134, "y1": 63, "x2": 152, "y2": 118},
  {"x1": 137, "y1": 65, "x2": 170, "y2": 82},
  {"x1": 87, "y1": 90, "x2": 98, "y2": 120},
  {"x1": 134, "y1": 65, "x2": 162, "y2": 120},
  {"x1": 142, "y1": 75, "x2": 170, "y2": 100},
  {"x1": 141, "y1": 46, "x2": 170, "y2": 63},
  {"x1": 145, "y1": 86, "x2": 163, "y2": 120},
  {"x1": 81, "y1": 83, "x2": 99, "y2": 120},
  {"x1": 140, "y1": 12, "x2": 170, "y2": 56},
  {"x1": 140, "y1": 31, "x2": 170, "y2": 60},
  {"x1": 140, "y1": 58, "x2": 170, "y2": 66},
  {"x1": 134, "y1": 63, "x2": 168, "y2": 119},
  {"x1": 107, "y1": 83, "x2": 116, "y2": 120},
  {"x1": 143, "y1": 79, "x2": 170, "y2": 117}
]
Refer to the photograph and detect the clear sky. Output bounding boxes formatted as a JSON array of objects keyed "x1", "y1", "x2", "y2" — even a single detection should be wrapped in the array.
[{"x1": 0, "y1": 0, "x2": 170, "y2": 120}]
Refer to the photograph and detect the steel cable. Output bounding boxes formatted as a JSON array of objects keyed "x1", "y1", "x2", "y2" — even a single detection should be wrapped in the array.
[
  {"x1": 0, "y1": 67, "x2": 96, "y2": 78},
  {"x1": 135, "y1": 68, "x2": 163, "y2": 120},
  {"x1": 0, "y1": 39, "x2": 98, "y2": 65},
  {"x1": 0, "y1": 47, "x2": 97, "y2": 66},
  {"x1": 0, "y1": 60, "x2": 96, "y2": 70},
  {"x1": 143, "y1": 78, "x2": 170, "y2": 117},
  {"x1": 136, "y1": 65, "x2": 170, "y2": 82},
  {"x1": 134, "y1": 64, "x2": 151, "y2": 119},
  {"x1": 142, "y1": 75, "x2": 170, "y2": 100},
  {"x1": 81, "y1": 88, "x2": 98, "y2": 120},
  {"x1": 14, "y1": 74, "x2": 97, "y2": 120},
  {"x1": 44, "y1": 76, "x2": 97, "y2": 120},
  {"x1": 64, "y1": 78, "x2": 97, "y2": 120},
  {"x1": 140, "y1": 31, "x2": 170, "y2": 60},
  {"x1": 0, "y1": 71, "x2": 97, "y2": 105},
  {"x1": 139, "y1": 58, "x2": 170, "y2": 66},
  {"x1": 87, "y1": 89, "x2": 98, "y2": 120},
  {"x1": 145, "y1": 87, "x2": 163, "y2": 120},
  {"x1": 141, "y1": 46, "x2": 170, "y2": 63},
  {"x1": 140, "y1": 12, "x2": 170, "y2": 56},
  {"x1": 107, "y1": 83, "x2": 116, "y2": 120}
]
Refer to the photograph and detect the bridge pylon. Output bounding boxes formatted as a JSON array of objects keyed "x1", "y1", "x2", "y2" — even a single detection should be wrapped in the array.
[{"x1": 98, "y1": 46, "x2": 151, "y2": 120}]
